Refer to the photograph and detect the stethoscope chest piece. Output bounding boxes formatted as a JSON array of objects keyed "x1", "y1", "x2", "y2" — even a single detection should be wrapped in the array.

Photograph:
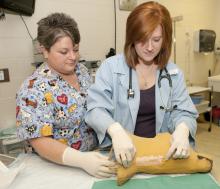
[
  {"x1": 127, "y1": 88, "x2": 135, "y2": 99},
  {"x1": 128, "y1": 67, "x2": 135, "y2": 99}
]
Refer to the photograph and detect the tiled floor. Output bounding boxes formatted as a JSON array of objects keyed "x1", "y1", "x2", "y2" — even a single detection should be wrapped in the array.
[{"x1": 195, "y1": 122, "x2": 220, "y2": 182}]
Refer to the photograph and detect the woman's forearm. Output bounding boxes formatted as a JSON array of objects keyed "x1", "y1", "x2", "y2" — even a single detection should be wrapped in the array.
[{"x1": 29, "y1": 137, "x2": 67, "y2": 164}]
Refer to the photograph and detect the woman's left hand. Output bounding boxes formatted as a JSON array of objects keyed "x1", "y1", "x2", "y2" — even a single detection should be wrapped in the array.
[{"x1": 166, "y1": 122, "x2": 190, "y2": 160}]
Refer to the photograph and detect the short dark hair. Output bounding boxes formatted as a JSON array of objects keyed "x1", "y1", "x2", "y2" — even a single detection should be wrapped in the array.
[
  {"x1": 37, "y1": 13, "x2": 80, "y2": 51},
  {"x1": 124, "y1": 1, "x2": 172, "y2": 69}
]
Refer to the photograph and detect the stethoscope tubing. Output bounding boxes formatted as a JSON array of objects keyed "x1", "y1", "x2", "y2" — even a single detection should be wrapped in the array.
[{"x1": 127, "y1": 67, "x2": 177, "y2": 111}]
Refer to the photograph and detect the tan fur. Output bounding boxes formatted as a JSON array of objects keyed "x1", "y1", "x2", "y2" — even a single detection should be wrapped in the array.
[{"x1": 117, "y1": 133, "x2": 212, "y2": 185}]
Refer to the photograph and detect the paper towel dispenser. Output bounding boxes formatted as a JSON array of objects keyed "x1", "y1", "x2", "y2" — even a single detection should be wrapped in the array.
[{"x1": 194, "y1": 29, "x2": 216, "y2": 53}]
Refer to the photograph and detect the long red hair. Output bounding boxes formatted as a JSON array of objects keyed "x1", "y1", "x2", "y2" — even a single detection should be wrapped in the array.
[{"x1": 124, "y1": 1, "x2": 172, "y2": 69}]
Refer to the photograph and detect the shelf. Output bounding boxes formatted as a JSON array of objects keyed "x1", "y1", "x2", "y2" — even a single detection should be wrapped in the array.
[
  {"x1": 208, "y1": 75, "x2": 220, "y2": 92},
  {"x1": 195, "y1": 100, "x2": 210, "y2": 114},
  {"x1": 187, "y1": 86, "x2": 211, "y2": 94},
  {"x1": 187, "y1": 85, "x2": 213, "y2": 132}
]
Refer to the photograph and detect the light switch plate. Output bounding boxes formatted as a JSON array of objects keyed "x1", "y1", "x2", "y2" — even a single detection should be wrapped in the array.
[
  {"x1": 119, "y1": 0, "x2": 137, "y2": 11},
  {"x1": 0, "y1": 68, "x2": 10, "y2": 82},
  {"x1": 0, "y1": 70, "x2": 4, "y2": 81}
]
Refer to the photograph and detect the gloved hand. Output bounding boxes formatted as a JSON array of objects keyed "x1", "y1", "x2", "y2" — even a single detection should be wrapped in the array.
[
  {"x1": 62, "y1": 147, "x2": 116, "y2": 178},
  {"x1": 107, "y1": 122, "x2": 136, "y2": 168},
  {"x1": 166, "y1": 122, "x2": 190, "y2": 160}
]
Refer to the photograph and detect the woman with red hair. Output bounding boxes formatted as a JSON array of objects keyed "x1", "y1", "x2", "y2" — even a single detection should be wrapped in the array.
[{"x1": 86, "y1": 1, "x2": 198, "y2": 168}]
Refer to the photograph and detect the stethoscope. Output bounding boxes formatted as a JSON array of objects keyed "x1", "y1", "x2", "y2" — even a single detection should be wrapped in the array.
[{"x1": 127, "y1": 67, "x2": 177, "y2": 112}]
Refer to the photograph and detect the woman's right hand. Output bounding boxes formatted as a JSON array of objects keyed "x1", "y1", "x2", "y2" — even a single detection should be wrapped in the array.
[
  {"x1": 81, "y1": 151, "x2": 117, "y2": 178},
  {"x1": 62, "y1": 147, "x2": 116, "y2": 178},
  {"x1": 107, "y1": 123, "x2": 136, "y2": 168}
]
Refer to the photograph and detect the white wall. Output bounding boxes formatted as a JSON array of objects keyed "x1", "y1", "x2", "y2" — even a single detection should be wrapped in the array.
[{"x1": 0, "y1": 0, "x2": 220, "y2": 128}]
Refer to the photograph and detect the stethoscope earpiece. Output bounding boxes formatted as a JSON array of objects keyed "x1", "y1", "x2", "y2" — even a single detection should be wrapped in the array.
[
  {"x1": 160, "y1": 104, "x2": 178, "y2": 112},
  {"x1": 173, "y1": 105, "x2": 177, "y2": 109}
]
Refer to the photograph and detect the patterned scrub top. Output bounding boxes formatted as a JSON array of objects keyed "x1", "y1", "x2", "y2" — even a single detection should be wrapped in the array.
[{"x1": 16, "y1": 63, "x2": 98, "y2": 151}]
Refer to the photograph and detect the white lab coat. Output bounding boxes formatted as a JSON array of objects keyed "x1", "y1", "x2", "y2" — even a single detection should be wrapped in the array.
[{"x1": 85, "y1": 54, "x2": 198, "y2": 147}]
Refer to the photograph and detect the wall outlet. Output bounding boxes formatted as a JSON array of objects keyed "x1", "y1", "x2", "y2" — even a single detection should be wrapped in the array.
[{"x1": 119, "y1": 0, "x2": 137, "y2": 11}]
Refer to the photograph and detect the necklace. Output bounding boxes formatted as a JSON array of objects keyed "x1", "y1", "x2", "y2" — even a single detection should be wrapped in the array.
[
  {"x1": 136, "y1": 64, "x2": 155, "y2": 88},
  {"x1": 138, "y1": 70, "x2": 148, "y2": 87}
]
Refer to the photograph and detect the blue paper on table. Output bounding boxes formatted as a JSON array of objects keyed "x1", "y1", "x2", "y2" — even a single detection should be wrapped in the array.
[{"x1": 92, "y1": 174, "x2": 220, "y2": 189}]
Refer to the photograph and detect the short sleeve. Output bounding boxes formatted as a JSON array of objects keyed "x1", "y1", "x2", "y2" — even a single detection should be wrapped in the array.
[{"x1": 16, "y1": 80, "x2": 54, "y2": 140}]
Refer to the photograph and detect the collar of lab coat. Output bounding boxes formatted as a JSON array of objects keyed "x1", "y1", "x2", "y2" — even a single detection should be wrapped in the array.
[{"x1": 112, "y1": 54, "x2": 140, "y2": 127}]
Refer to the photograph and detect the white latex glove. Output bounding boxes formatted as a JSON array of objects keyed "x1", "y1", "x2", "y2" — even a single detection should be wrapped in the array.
[
  {"x1": 107, "y1": 122, "x2": 136, "y2": 168},
  {"x1": 62, "y1": 147, "x2": 116, "y2": 178},
  {"x1": 166, "y1": 122, "x2": 190, "y2": 160}
]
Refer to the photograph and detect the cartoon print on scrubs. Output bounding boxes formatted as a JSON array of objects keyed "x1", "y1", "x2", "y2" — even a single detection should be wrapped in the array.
[{"x1": 16, "y1": 63, "x2": 98, "y2": 151}]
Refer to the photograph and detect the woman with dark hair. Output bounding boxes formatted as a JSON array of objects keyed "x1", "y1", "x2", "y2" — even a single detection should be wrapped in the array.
[
  {"x1": 16, "y1": 13, "x2": 116, "y2": 178},
  {"x1": 86, "y1": 1, "x2": 198, "y2": 168}
]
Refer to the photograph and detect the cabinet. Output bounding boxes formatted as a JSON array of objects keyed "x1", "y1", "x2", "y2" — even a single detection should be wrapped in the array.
[
  {"x1": 208, "y1": 75, "x2": 220, "y2": 92},
  {"x1": 187, "y1": 86, "x2": 212, "y2": 131}
]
